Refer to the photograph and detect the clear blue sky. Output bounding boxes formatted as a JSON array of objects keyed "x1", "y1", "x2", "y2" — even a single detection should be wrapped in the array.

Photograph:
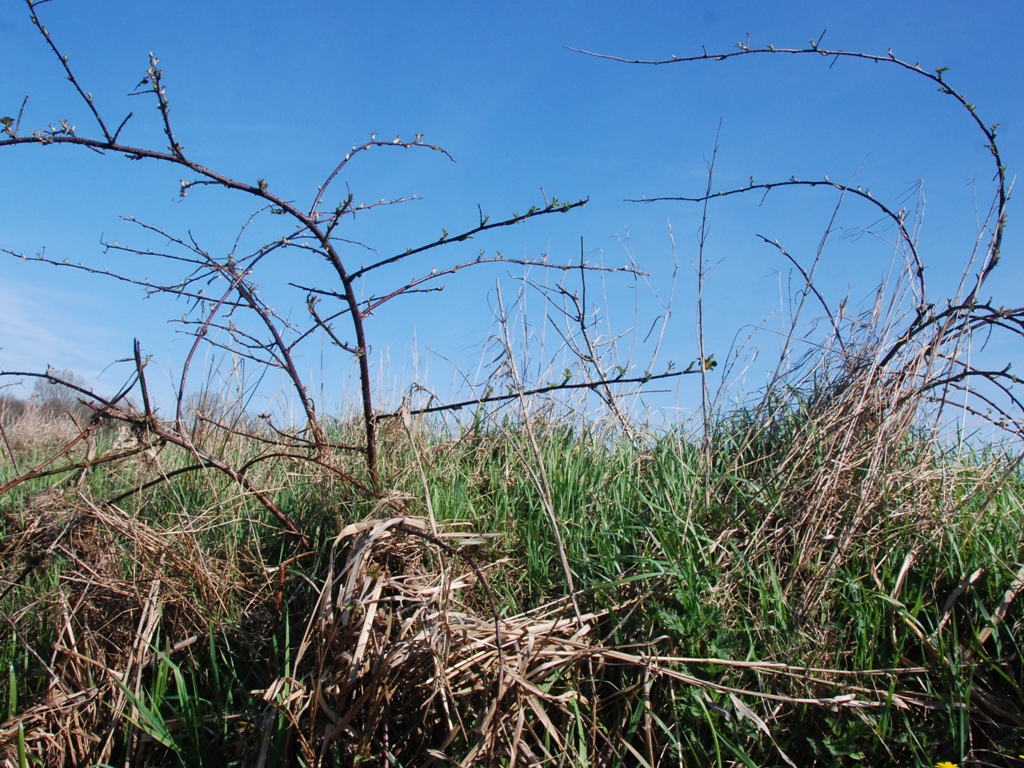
[{"x1": 1, "y1": 1, "x2": 1021, "y2": 421}]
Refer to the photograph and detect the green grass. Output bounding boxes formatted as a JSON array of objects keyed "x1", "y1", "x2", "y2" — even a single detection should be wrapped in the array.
[{"x1": 1, "y1": 394, "x2": 1022, "y2": 766}]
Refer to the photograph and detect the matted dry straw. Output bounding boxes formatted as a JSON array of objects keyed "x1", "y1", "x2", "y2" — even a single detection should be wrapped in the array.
[{"x1": 257, "y1": 515, "x2": 607, "y2": 766}]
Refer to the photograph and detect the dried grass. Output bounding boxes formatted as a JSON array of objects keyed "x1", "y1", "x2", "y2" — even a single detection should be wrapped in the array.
[
  {"x1": 0, "y1": 398, "x2": 88, "y2": 457},
  {"x1": 0, "y1": 490, "x2": 244, "y2": 767},
  {"x1": 257, "y1": 515, "x2": 605, "y2": 765}
]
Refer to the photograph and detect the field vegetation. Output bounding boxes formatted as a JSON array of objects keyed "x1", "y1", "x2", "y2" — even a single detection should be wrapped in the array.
[
  {"x1": 2, "y1": 4, "x2": 1023, "y2": 767},
  {"x1": 2, "y1": 352, "x2": 1022, "y2": 766}
]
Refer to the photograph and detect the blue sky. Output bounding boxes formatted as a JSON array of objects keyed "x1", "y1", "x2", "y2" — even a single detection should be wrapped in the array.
[{"x1": 1, "y1": 1, "x2": 1021, "y2": 421}]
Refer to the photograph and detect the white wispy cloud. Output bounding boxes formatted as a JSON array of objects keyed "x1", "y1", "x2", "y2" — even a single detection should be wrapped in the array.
[{"x1": 0, "y1": 277, "x2": 127, "y2": 394}]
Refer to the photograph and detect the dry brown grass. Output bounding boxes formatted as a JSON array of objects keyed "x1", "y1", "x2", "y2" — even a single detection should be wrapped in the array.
[
  {"x1": 0, "y1": 488, "x2": 250, "y2": 767},
  {"x1": 0, "y1": 397, "x2": 92, "y2": 458}
]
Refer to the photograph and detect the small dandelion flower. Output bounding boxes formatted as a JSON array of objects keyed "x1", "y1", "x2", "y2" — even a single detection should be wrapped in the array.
[{"x1": 935, "y1": 762, "x2": 958, "y2": 768}]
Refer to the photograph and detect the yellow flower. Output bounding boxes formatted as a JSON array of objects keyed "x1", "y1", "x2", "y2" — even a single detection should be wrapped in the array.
[{"x1": 935, "y1": 762, "x2": 958, "y2": 768}]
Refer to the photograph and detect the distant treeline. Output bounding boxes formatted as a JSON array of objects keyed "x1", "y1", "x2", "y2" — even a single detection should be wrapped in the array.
[
  {"x1": 0, "y1": 394, "x2": 94, "y2": 425},
  {"x1": 1, "y1": 368, "x2": 95, "y2": 425}
]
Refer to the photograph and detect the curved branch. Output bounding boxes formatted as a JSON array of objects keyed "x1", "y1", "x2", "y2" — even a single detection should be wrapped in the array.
[
  {"x1": 629, "y1": 177, "x2": 926, "y2": 305},
  {"x1": 309, "y1": 135, "x2": 454, "y2": 218},
  {"x1": 572, "y1": 41, "x2": 1006, "y2": 298}
]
